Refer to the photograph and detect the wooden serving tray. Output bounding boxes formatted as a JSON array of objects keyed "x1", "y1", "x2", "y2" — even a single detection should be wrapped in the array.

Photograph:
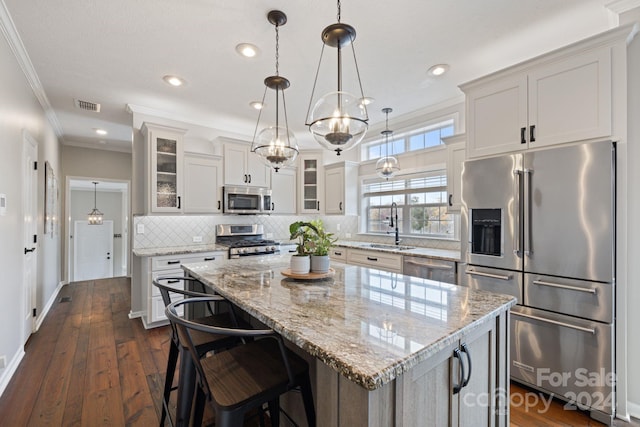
[{"x1": 281, "y1": 268, "x2": 335, "y2": 280}]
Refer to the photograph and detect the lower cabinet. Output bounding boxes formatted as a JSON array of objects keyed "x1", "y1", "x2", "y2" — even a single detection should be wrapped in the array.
[
  {"x1": 346, "y1": 248, "x2": 403, "y2": 273},
  {"x1": 140, "y1": 251, "x2": 226, "y2": 328}
]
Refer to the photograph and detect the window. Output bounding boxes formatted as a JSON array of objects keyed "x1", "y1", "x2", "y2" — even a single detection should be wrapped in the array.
[
  {"x1": 362, "y1": 119, "x2": 455, "y2": 161},
  {"x1": 363, "y1": 170, "x2": 458, "y2": 239}
]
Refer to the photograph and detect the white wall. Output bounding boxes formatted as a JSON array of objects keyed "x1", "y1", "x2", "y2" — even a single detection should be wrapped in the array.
[{"x1": 0, "y1": 14, "x2": 62, "y2": 391}]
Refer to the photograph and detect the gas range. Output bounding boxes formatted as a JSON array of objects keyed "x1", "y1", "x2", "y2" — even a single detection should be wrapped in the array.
[{"x1": 216, "y1": 224, "x2": 280, "y2": 259}]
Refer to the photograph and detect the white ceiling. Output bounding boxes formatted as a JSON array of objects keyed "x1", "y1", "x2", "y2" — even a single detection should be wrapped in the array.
[{"x1": 2, "y1": 0, "x2": 622, "y2": 153}]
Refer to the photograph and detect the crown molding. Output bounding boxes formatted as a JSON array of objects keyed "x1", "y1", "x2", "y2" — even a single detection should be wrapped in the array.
[
  {"x1": 606, "y1": 0, "x2": 640, "y2": 14},
  {"x1": 0, "y1": 1, "x2": 64, "y2": 138}
]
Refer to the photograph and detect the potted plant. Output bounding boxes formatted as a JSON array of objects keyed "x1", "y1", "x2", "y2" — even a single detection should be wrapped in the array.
[
  {"x1": 307, "y1": 220, "x2": 338, "y2": 273},
  {"x1": 289, "y1": 221, "x2": 313, "y2": 274}
]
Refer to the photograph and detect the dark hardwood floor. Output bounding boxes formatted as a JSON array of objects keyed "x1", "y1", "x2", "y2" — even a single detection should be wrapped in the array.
[{"x1": 0, "y1": 277, "x2": 636, "y2": 426}]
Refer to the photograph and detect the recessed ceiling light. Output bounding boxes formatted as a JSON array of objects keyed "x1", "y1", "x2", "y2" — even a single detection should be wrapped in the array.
[
  {"x1": 427, "y1": 64, "x2": 450, "y2": 77},
  {"x1": 95, "y1": 128, "x2": 107, "y2": 136},
  {"x1": 163, "y1": 75, "x2": 186, "y2": 87},
  {"x1": 236, "y1": 43, "x2": 259, "y2": 58},
  {"x1": 250, "y1": 101, "x2": 264, "y2": 110}
]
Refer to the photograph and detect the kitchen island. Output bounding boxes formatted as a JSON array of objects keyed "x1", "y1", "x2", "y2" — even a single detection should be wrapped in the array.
[{"x1": 182, "y1": 254, "x2": 515, "y2": 427}]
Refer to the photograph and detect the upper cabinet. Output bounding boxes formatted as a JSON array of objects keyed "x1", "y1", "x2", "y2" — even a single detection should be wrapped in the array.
[
  {"x1": 183, "y1": 153, "x2": 223, "y2": 213},
  {"x1": 142, "y1": 122, "x2": 186, "y2": 213},
  {"x1": 298, "y1": 152, "x2": 324, "y2": 214},
  {"x1": 223, "y1": 141, "x2": 271, "y2": 187},
  {"x1": 444, "y1": 134, "x2": 466, "y2": 213},
  {"x1": 271, "y1": 168, "x2": 297, "y2": 214},
  {"x1": 462, "y1": 46, "x2": 612, "y2": 158},
  {"x1": 324, "y1": 161, "x2": 358, "y2": 215}
]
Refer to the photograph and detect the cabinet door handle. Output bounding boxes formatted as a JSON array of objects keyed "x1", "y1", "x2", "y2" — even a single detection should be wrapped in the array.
[
  {"x1": 204, "y1": 257, "x2": 216, "y2": 261},
  {"x1": 317, "y1": 201, "x2": 320, "y2": 211},
  {"x1": 448, "y1": 194, "x2": 453, "y2": 206},
  {"x1": 218, "y1": 200, "x2": 221, "y2": 210},
  {"x1": 339, "y1": 202, "x2": 343, "y2": 211},
  {"x1": 530, "y1": 125, "x2": 536, "y2": 142},
  {"x1": 272, "y1": 202, "x2": 275, "y2": 211},
  {"x1": 520, "y1": 127, "x2": 526, "y2": 144},
  {"x1": 244, "y1": 174, "x2": 247, "y2": 183},
  {"x1": 248, "y1": 174, "x2": 252, "y2": 183},
  {"x1": 460, "y1": 343, "x2": 472, "y2": 388},
  {"x1": 452, "y1": 347, "x2": 465, "y2": 395},
  {"x1": 167, "y1": 260, "x2": 181, "y2": 265},
  {"x1": 177, "y1": 196, "x2": 181, "y2": 209},
  {"x1": 366, "y1": 256, "x2": 378, "y2": 261}
]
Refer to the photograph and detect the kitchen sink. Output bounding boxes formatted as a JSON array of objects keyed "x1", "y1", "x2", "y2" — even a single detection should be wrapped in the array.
[{"x1": 368, "y1": 244, "x2": 416, "y2": 251}]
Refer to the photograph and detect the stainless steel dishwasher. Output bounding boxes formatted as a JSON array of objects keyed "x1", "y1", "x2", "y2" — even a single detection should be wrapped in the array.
[{"x1": 402, "y1": 256, "x2": 457, "y2": 284}]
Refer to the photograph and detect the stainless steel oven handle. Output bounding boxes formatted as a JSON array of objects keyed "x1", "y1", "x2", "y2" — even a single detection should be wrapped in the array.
[
  {"x1": 404, "y1": 260, "x2": 453, "y2": 270},
  {"x1": 532, "y1": 279, "x2": 597, "y2": 295},
  {"x1": 511, "y1": 311, "x2": 596, "y2": 334},
  {"x1": 466, "y1": 270, "x2": 512, "y2": 281}
]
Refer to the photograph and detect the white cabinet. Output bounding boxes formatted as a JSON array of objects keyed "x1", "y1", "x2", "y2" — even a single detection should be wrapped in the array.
[
  {"x1": 271, "y1": 168, "x2": 297, "y2": 214},
  {"x1": 142, "y1": 122, "x2": 187, "y2": 213},
  {"x1": 463, "y1": 47, "x2": 612, "y2": 158},
  {"x1": 183, "y1": 153, "x2": 223, "y2": 213},
  {"x1": 444, "y1": 134, "x2": 466, "y2": 213},
  {"x1": 140, "y1": 251, "x2": 226, "y2": 328},
  {"x1": 324, "y1": 161, "x2": 358, "y2": 215},
  {"x1": 298, "y1": 152, "x2": 324, "y2": 214},
  {"x1": 346, "y1": 248, "x2": 403, "y2": 273},
  {"x1": 223, "y1": 141, "x2": 271, "y2": 187}
]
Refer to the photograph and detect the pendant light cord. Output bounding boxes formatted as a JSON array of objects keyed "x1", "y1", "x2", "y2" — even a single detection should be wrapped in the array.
[{"x1": 337, "y1": 0, "x2": 341, "y2": 22}]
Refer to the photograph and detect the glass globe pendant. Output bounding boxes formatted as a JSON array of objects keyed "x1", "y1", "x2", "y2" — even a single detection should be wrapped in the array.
[
  {"x1": 376, "y1": 108, "x2": 400, "y2": 180},
  {"x1": 305, "y1": 0, "x2": 369, "y2": 155},
  {"x1": 251, "y1": 10, "x2": 298, "y2": 172}
]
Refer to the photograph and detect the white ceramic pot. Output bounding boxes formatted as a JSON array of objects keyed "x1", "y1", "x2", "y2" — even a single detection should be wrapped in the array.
[
  {"x1": 290, "y1": 255, "x2": 310, "y2": 274},
  {"x1": 310, "y1": 255, "x2": 330, "y2": 273}
]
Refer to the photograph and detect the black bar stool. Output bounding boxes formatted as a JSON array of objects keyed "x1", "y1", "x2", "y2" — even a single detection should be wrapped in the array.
[
  {"x1": 153, "y1": 276, "x2": 244, "y2": 427},
  {"x1": 166, "y1": 296, "x2": 316, "y2": 427}
]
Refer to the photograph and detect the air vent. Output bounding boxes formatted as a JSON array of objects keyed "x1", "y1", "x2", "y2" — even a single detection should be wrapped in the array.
[{"x1": 74, "y1": 98, "x2": 101, "y2": 112}]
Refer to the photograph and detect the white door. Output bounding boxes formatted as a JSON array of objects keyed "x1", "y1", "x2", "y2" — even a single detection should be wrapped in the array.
[
  {"x1": 22, "y1": 132, "x2": 38, "y2": 345},
  {"x1": 74, "y1": 220, "x2": 114, "y2": 281}
]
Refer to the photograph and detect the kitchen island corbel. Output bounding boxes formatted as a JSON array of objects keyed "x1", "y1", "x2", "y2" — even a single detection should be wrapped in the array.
[{"x1": 182, "y1": 254, "x2": 515, "y2": 427}]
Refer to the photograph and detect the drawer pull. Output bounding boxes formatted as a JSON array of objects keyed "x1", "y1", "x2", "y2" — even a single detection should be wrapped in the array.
[
  {"x1": 334, "y1": 251, "x2": 342, "y2": 256},
  {"x1": 204, "y1": 257, "x2": 216, "y2": 261},
  {"x1": 405, "y1": 260, "x2": 453, "y2": 270},
  {"x1": 466, "y1": 270, "x2": 511, "y2": 281},
  {"x1": 366, "y1": 256, "x2": 378, "y2": 261},
  {"x1": 532, "y1": 280, "x2": 597, "y2": 295},
  {"x1": 167, "y1": 279, "x2": 181, "y2": 284},
  {"x1": 167, "y1": 260, "x2": 181, "y2": 265},
  {"x1": 511, "y1": 311, "x2": 596, "y2": 334}
]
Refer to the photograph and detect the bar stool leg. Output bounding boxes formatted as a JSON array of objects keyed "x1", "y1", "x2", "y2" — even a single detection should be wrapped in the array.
[{"x1": 161, "y1": 340, "x2": 180, "y2": 426}]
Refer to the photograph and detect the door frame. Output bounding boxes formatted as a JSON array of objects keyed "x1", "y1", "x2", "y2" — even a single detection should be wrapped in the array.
[{"x1": 65, "y1": 176, "x2": 130, "y2": 283}]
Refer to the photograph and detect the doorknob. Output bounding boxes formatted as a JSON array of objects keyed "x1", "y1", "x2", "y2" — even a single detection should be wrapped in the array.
[{"x1": 24, "y1": 247, "x2": 36, "y2": 254}]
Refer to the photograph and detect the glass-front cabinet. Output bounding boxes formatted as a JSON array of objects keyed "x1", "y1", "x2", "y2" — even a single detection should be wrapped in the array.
[
  {"x1": 298, "y1": 152, "x2": 324, "y2": 214},
  {"x1": 142, "y1": 122, "x2": 186, "y2": 213}
]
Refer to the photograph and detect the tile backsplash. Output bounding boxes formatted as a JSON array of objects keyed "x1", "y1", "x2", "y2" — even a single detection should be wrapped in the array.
[{"x1": 132, "y1": 214, "x2": 460, "y2": 251}]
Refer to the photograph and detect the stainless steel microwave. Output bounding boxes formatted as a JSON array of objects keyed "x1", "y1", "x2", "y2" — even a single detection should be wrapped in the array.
[{"x1": 223, "y1": 186, "x2": 272, "y2": 214}]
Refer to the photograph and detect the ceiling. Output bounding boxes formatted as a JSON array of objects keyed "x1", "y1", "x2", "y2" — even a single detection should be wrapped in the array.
[{"x1": 2, "y1": 0, "x2": 621, "y2": 153}]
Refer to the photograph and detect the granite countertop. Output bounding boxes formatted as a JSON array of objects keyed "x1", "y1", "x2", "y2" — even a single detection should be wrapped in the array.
[
  {"x1": 334, "y1": 240, "x2": 461, "y2": 261},
  {"x1": 132, "y1": 244, "x2": 228, "y2": 257},
  {"x1": 182, "y1": 254, "x2": 515, "y2": 391}
]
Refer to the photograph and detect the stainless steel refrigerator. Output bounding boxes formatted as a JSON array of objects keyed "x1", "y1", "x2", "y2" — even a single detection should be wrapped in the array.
[{"x1": 460, "y1": 140, "x2": 615, "y2": 424}]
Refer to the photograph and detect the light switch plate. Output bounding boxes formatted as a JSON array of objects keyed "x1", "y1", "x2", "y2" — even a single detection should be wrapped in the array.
[
  {"x1": 136, "y1": 224, "x2": 145, "y2": 234},
  {"x1": 193, "y1": 236, "x2": 203, "y2": 243}
]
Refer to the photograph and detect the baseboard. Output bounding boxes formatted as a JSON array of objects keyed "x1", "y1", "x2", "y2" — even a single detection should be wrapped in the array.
[
  {"x1": 128, "y1": 310, "x2": 144, "y2": 320},
  {"x1": 34, "y1": 281, "x2": 67, "y2": 331},
  {"x1": 627, "y1": 401, "x2": 640, "y2": 420},
  {"x1": 0, "y1": 349, "x2": 25, "y2": 398}
]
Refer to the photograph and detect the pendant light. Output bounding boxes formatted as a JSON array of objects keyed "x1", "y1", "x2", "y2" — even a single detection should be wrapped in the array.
[
  {"x1": 376, "y1": 107, "x2": 400, "y2": 180},
  {"x1": 251, "y1": 10, "x2": 298, "y2": 173},
  {"x1": 305, "y1": 0, "x2": 369, "y2": 156},
  {"x1": 87, "y1": 181, "x2": 103, "y2": 225}
]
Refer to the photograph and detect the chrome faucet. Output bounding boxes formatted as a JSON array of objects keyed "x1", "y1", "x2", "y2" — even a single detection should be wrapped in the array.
[{"x1": 388, "y1": 202, "x2": 401, "y2": 245}]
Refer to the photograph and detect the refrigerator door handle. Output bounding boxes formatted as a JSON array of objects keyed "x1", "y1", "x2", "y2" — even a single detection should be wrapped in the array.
[
  {"x1": 524, "y1": 169, "x2": 534, "y2": 256},
  {"x1": 532, "y1": 279, "x2": 598, "y2": 295},
  {"x1": 513, "y1": 170, "x2": 523, "y2": 257},
  {"x1": 511, "y1": 311, "x2": 596, "y2": 335},
  {"x1": 466, "y1": 269, "x2": 512, "y2": 281}
]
